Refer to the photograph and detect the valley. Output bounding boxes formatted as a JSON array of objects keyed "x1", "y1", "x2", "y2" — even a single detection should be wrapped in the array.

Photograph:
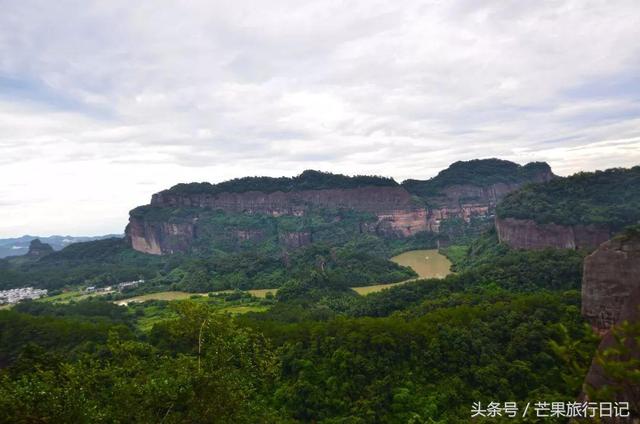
[{"x1": 1, "y1": 159, "x2": 639, "y2": 423}]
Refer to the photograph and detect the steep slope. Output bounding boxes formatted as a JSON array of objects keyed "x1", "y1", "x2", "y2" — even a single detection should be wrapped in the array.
[
  {"x1": 25, "y1": 239, "x2": 54, "y2": 258},
  {"x1": 127, "y1": 171, "x2": 428, "y2": 255},
  {"x1": 581, "y1": 227, "x2": 640, "y2": 417},
  {"x1": 127, "y1": 161, "x2": 553, "y2": 255},
  {"x1": 496, "y1": 166, "x2": 640, "y2": 249},
  {"x1": 403, "y1": 159, "x2": 554, "y2": 232},
  {"x1": 582, "y1": 227, "x2": 640, "y2": 334}
]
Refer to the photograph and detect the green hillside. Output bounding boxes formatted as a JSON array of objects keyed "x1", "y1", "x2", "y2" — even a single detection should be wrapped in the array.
[
  {"x1": 402, "y1": 158, "x2": 551, "y2": 198},
  {"x1": 497, "y1": 166, "x2": 640, "y2": 229}
]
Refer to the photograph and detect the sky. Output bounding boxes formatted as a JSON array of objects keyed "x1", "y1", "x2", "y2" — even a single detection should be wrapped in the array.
[{"x1": 1, "y1": 0, "x2": 640, "y2": 237}]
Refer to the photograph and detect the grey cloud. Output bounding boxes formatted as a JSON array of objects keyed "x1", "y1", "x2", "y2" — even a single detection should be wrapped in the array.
[{"x1": 1, "y1": 0, "x2": 640, "y2": 235}]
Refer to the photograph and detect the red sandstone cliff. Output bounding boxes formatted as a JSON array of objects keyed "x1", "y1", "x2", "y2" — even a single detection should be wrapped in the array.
[
  {"x1": 126, "y1": 164, "x2": 553, "y2": 255},
  {"x1": 495, "y1": 217, "x2": 611, "y2": 250},
  {"x1": 127, "y1": 186, "x2": 429, "y2": 255},
  {"x1": 425, "y1": 176, "x2": 553, "y2": 232},
  {"x1": 582, "y1": 234, "x2": 640, "y2": 333},
  {"x1": 581, "y1": 233, "x2": 640, "y2": 420}
]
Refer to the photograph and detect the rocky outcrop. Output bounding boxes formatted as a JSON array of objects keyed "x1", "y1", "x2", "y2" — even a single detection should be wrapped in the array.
[
  {"x1": 376, "y1": 208, "x2": 429, "y2": 237},
  {"x1": 128, "y1": 186, "x2": 431, "y2": 255},
  {"x1": 495, "y1": 217, "x2": 610, "y2": 250},
  {"x1": 423, "y1": 177, "x2": 553, "y2": 233},
  {"x1": 126, "y1": 163, "x2": 554, "y2": 255},
  {"x1": 427, "y1": 204, "x2": 490, "y2": 232},
  {"x1": 127, "y1": 218, "x2": 196, "y2": 255},
  {"x1": 26, "y1": 239, "x2": 54, "y2": 258},
  {"x1": 581, "y1": 232, "x2": 640, "y2": 420},
  {"x1": 151, "y1": 186, "x2": 414, "y2": 215},
  {"x1": 582, "y1": 234, "x2": 640, "y2": 334},
  {"x1": 279, "y1": 231, "x2": 312, "y2": 249},
  {"x1": 235, "y1": 229, "x2": 267, "y2": 243}
]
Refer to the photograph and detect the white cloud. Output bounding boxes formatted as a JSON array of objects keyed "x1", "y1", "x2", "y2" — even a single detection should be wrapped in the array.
[{"x1": 1, "y1": 0, "x2": 640, "y2": 236}]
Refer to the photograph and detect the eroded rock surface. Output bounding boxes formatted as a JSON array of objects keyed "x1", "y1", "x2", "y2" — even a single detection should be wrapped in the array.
[{"x1": 496, "y1": 217, "x2": 611, "y2": 250}]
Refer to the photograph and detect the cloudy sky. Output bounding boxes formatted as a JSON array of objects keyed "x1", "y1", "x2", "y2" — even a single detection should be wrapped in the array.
[{"x1": 1, "y1": 0, "x2": 640, "y2": 237}]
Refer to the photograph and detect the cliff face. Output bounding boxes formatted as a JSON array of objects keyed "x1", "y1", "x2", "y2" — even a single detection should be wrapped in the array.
[
  {"x1": 582, "y1": 234, "x2": 640, "y2": 334},
  {"x1": 127, "y1": 218, "x2": 196, "y2": 255},
  {"x1": 581, "y1": 232, "x2": 640, "y2": 415},
  {"x1": 495, "y1": 217, "x2": 611, "y2": 250},
  {"x1": 423, "y1": 174, "x2": 554, "y2": 232},
  {"x1": 496, "y1": 166, "x2": 640, "y2": 251},
  {"x1": 127, "y1": 186, "x2": 430, "y2": 255},
  {"x1": 126, "y1": 162, "x2": 554, "y2": 255},
  {"x1": 152, "y1": 186, "x2": 413, "y2": 214}
]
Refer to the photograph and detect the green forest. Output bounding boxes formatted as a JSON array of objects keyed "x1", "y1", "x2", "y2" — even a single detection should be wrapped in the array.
[
  {"x1": 0, "y1": 207, "x2": 437, "y2": 292},
  {"x1": 402, "y1": 159, "x2": 551, "y2": 198},
  {"x1": 2, "y1": 164, "x2": 639, "y2": 422},
  {"x1": 2, "y1": 230, "x2": 633, "y2": 423},
  {"x1": 163, "y1": 169, "x2": 399, "y2": 196},
  {"x1": 0, "y1": 234, "x2": 595, "y2": 423},
  {"x1": 497, "y1": 166, "x2": 640, "y2": 230}
]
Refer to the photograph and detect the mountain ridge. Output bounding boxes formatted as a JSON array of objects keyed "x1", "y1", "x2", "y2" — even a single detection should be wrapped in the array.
[{"x1": 126, "y1": 159, "x2": 553, "y2": 255}]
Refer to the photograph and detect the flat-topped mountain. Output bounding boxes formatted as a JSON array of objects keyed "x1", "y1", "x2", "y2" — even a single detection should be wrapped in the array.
[
  {"x1": 403, "y1": 159, "x2": 554, "y2": 232},
  {"x1": 127, "y1": 159, "x2": 553, "y2": 255},
  {"x1": 496, "y1": 166, "x2": 640, "y2": 249}
]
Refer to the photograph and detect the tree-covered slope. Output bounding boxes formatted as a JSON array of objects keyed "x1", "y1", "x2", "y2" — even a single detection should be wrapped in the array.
[
  {"x1": 163, "y1": 169, "x2": 398, "y2": 196},
  {"x1": 402, "y1": 158, "x2": 552, "y2": 198},
  {"x1": 497, "y1": 166, "x2": 640, "y2": 230},
  {"x1": 0, "y1": 232, "x2": 600, "y2": 423}
]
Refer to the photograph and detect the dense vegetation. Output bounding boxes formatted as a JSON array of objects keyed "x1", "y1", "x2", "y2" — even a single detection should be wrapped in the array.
[
  {"x1": 172, "y1": 241, "x2": 416, "y2": 292},
  {"x1": 3, "y1": 164, "x2": 639, "y2": 422},
  {"x1": 1, "y1": 230, "x2": 617, "y2": 423},
  {"x1": 163, "y1": 169, "x2": 398, "y2": 196},
  {"x1": 0, "y1": 238, "x2": 167, "y2": 291},
  {"x1": 497, "y1": 166, "x2": 640, "y2": 229},
  {"x1": 402, "y1": 159, "x2": 551, "y2": 198},
  {"x1": 1, "y1": 209, "x2": 430, "y2": 292}
]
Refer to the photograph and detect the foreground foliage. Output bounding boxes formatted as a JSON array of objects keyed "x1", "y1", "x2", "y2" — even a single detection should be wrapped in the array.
[{"x1": 0, "y1": 237, "x2": 603, "y2": 423}]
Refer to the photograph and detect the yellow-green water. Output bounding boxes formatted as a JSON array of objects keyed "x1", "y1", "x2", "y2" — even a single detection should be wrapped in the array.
[
  {"x1": 390, "y1": 249, "x2": 452, "y2": 279},
  {"x1": 352, "y1": 249, "x2": 452, "y2": 295}
]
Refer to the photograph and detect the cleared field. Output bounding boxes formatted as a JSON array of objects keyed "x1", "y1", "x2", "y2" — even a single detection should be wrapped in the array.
[
  {"x1": 113, "y1": 249, "x2": 453, "y2": 303},
  {"x1": 115, "y1": 291, "x2": 207, "y2": 305},
  {"x1": 40, "y1": 290, "x2": 111, "y2": 304},
  {"x1": 351, "y1": 280, "x2": 415, "y2": 295},
  {"x1": 247, "y1": 288, "x2": 277, "y2": 298},
  {"x1": 218, "y1": 305, "x2": 270, "y2": 314}
]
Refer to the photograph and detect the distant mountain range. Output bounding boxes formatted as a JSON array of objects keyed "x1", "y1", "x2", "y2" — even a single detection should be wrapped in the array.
[{"x1": 0, "y1": 234, "x2": 123, "y2": 258}]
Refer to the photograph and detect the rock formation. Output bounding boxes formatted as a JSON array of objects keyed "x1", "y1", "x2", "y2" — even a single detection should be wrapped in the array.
[
  {"x1": 496, "y1": 165, "x2": 640, "y2": 250},
  {"x1": 127, "y1": 185, "x2": 428, "y2": 255},
  {"x1": 496, "y1": 218, "x2": 611, "y2": 250},
  {"x1": 582, "y1": 231, "x2": 640, "y2": 334},
  {"x1": 26, "y1": 239, "x2": 54, "y2": 258},
  {"x1": 581, "y1": 229, "x2": 640, "y2": 420},
  {"x1": 126, "y1": 161, "x2": 553, "y2": 255}
]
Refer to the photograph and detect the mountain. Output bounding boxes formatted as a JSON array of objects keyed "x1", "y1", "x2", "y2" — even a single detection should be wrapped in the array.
[
  {"x1": 25, "y1": 239, "x2": 54, "y2": 258},
  {"x1": 402, "y1": 159, "x2": 554, "y2": 232},
  {"x1": 0, "y1": 234, "x2": 123, "y2": 259},
  {"x1": 0, "y1": 159, "x2": 554, "y2": 292},
  {"x1": 126, "y1": 159, "x2": 552, "y2": 255},
  {"x1": 496, "y1": 166, "x2": 640, "y2": 249}
]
